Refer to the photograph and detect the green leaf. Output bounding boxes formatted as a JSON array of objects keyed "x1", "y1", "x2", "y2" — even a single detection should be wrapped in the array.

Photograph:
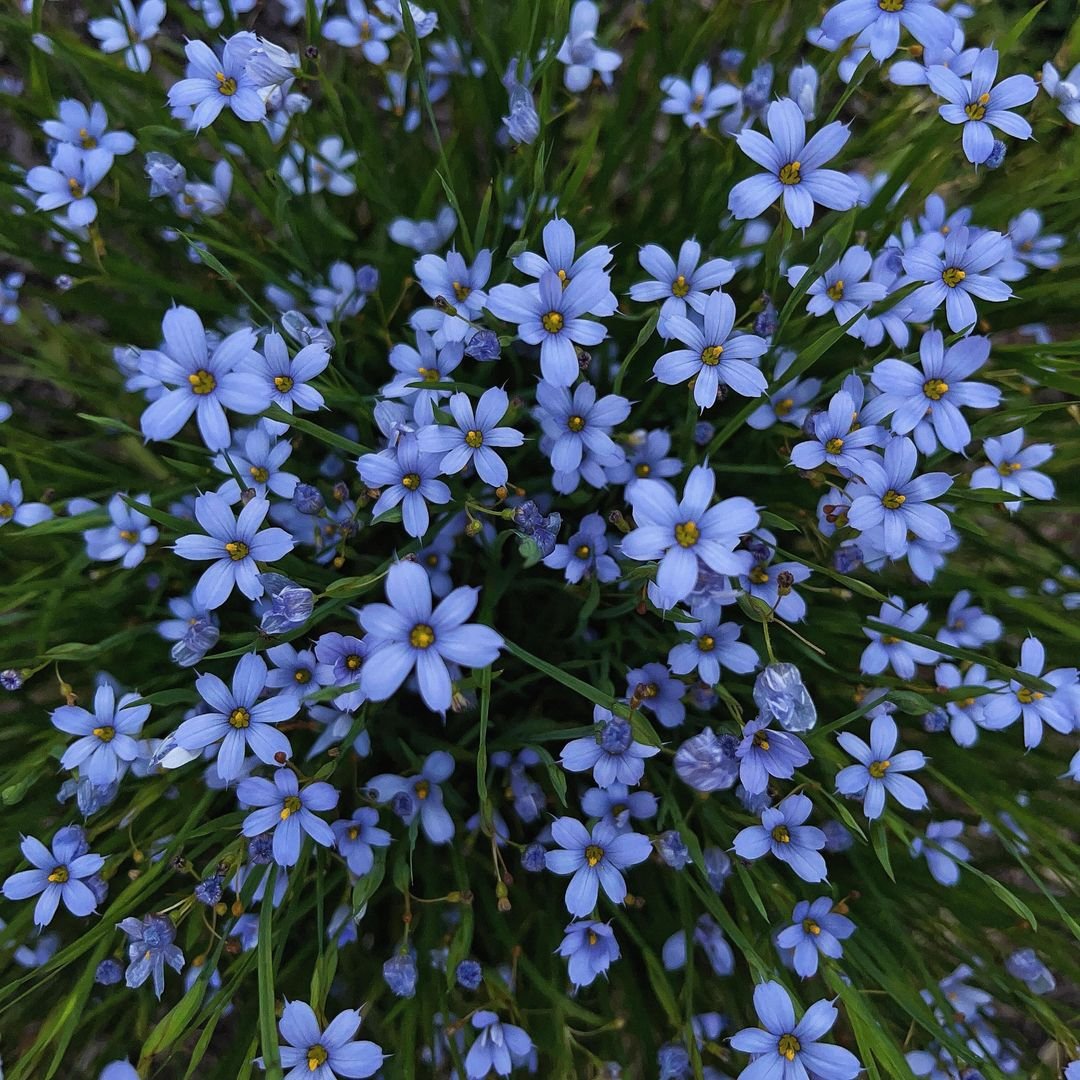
[{"x1": 257, "y1": 867, "x2": 283, "y2": 1080}]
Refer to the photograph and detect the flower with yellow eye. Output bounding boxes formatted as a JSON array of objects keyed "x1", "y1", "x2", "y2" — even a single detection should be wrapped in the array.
[
  {"x1": 238, "y1": 768, "x2": 338, "y2": 867},
  {"x1": 545, "y1": 817, "x2": 652, "y2": 916},
  {"x1": 266, "y1": 1001, "x2": 384, "y2": 1080},
  {"x1": 52, "y1": 681, "x2": 148, "y2": 785},
  {"x1": 167, "y1": 37, "x2": 265, "y2": 131},
  {"x1": 837, "y1": 714, "x2": 928, "y2": 819},
  {"x1": 2, "y1": 830, "x2": 104, "y2": 929},
  {"x1": 821, "y1": 0, "x2": 953, "y2": 62},
  {"x1": 366, "y1": 751, "x2": 458, "y2": 844}
]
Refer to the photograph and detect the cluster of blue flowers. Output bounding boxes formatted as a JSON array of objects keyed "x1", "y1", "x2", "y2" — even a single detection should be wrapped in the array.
[{"x1": 3, "y1": 0, "x2": 1080, "y2": 1078}]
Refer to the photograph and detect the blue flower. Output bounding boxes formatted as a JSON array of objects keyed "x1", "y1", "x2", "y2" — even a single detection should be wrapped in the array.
[
  {"x1": 836, "y1": 714, "x2": 928, "y2": 819},
  {"x1": 367, "y1": 750, "x2": 457, "y2": 844},
  {"x1": 860, "y1": 595, "x2": 939, "y2": 679},
  {"x1": 26, "y1": 144, "x2": 113, "y2": 226},
  {"x1": 911, "y1": 820, "x2": 969, "y2": 886},
  {"x1": 821, "y1": 0, "x2": 953, "y2": 61},
  {"x1": 42, "y1": 100, "x2": 135, "y2": 163},
  {"x1": 545, "y1": 817, "x2": 652, "y2": 916},
  {"x1": 847, "y1": 437, "x2": 952, "y2": 558},
  {"x1": 465, "y1": 1011, "x2": 533, "y2": 1079},
  {"x1": 544, "y1": 512, "x2": 620, "y2": 584},
  {"x1": 786, "y1": 245, "x2": 887, "y2": 335},
  {"x1": 969, "y1": 427, "x2": 1054, "y2": 511},
  {"x1": 662, "y1": 914, "x2": 734, "y2": 976},
  {"x1": 868, "y1": 329, "x2": 999, "y2": 454},
  {"x1": 746, "y1": 352, "x2": 822, "y2": 431},
  {"x1": 173, "y1": 492, "x2": 295, "y2": 609},
  {"x1": 358, "y1": 432, "x2": 450, "y2": 539},
  {"x1": 934, "y1": 662, "x2": 997, "y2": 747},
  {"x1": 736, "y1": 717, "x2": 812, "y2": 795},
  {"x1": 511, "y1": 217, "x2": 616, "y2": 315},
  {"x1": 668, "y1": 613, "x2": 757, "y2": 685},
  {"x1": 730, "y1": 980, "x2": 861, "y2": 1078},
  {"x1": 902, "y1": 226, "x2": 1011, "y2": 333},
  {"x1": 238, "y1": 768, "x2": 338, "y2": 867},
  {"x1": 382, "y1": 330, "x2": 462, "y2": 425},
  {"x1": 213, "y1": 427, "x2": 298, "y2": 502},
  {"x1": 52, "y1": 681, "x2": 148, "y2": 785},
  {"x1": 118, "y1": 914, "x2": 184, "y2": 997},
  {"x1": 739, "y1": 548, "x2": 812, "y2": 623},
  {"x1": 486, "y1": 269, "x2": 609, "y2": 387},
  {"x1": 258, "y1": 572, "x2": 316, "y2": 633},
  {"x1": 415, "y1": 248, "x2": 491, "y2": 341},
  {"x1": 622, "y1": 464, "x2": 758, "y2": 610},
  {"x1": 981, "y1": 636, "x2": 1078, "y2": 749},
  {"x1": 382, "y1": 947, "x2": 418, "y2": 998},
  {"x1": 83, "y1": 493, "x2": 158, "y2": 568},
  {"x1": 358, "y1": 560, "x2": 503, "y2": 713},
  {"x1": 728, "y1": 98, "x2": 860, "y2": 229},
  {"x1": 313, "y1": 632, "x2": 369, "y2": 711},
  {"x1": 660, "y1": 65, "x2": 740, "y2": 129},
  {"x1": 606, "y1": 428, "x2": 682, "y2": 485},
  {"x1": 999, "y1": 209, "x2": 1063, "y2": 279},
  {"x1": 330, "y1": 809, "x2": 391, "y2": 877},
  {"x1": 388, "y1": 206, "x2": 456, "y2": 253},
  {"x1": 580, "y1": 781, "x2": 657, "y2": 829},
  {"x1": 2, "y1": 831, "x2": 104, "y2": 928},
  {"x1": 267, "y1": 1000, "x2": 384, "y2": 1079},
  {"x1": 502, "y1": 58, "x2": 540, "y2": 145},
  {"x1": 138, "y1": 307, "x2": 268, "y2": 451},
  {"x1": 249, "y1": 331, "x2": 330, "y2": 436},
  {"x1": 776, "y1": 896, "x2": 855, "y2": 978},
  {"x1": 558, "y1": 920, "x2": 620, "y2": 988},
  {"x1": 733, "y1": 792, "x2": 828, "y2": 882},
  {"x1": 653, "y1": 289, "x2": 768, "y2": 408},
  {"x1": 560, "y1": 708, "x2": 660, "y2": 788},
  {"x1": 790, "y1": 388, "x2": 882, "y2": 473},
  {"x1": 936, "y1": 589, "x2": 1002, "y2": 649},
  {"x1": 174, "y1": 652, "x2": 299, "y2": 780},
  {"x1": 167, "y1": 37, "x2": 266, "y2": 130},
  {"x1": 625, "y1": 662, "x2": 685, "y2": 728},
  {"x1": 556, "y1": 1, "x2": 621, "y2": 92},
  {"x1": 0, "y1": 465, "x2": 53, "y2": 528},
  {"x1": 265, "y1": 642, "x2": 334, "y2": 701},
  {"x1": 928, "y1": 48, "x2": 1037, "y2": 164},
  {"x1": 417, "y1": 386, "x2": 524, "y2": 488},
  {"x1": 323, "y1": 0, "x2": 397, "y2": 63},
  {"x1": 88, "y1": 0, "x2": 164, "y2": 72}
]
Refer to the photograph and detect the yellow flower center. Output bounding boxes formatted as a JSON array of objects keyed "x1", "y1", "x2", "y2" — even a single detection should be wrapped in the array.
[
  {"x1": 464, "y1": 429, "x2": 484, "y2": 448},
  {"x1": 826, "y1": 279, "x2": 845, "y2": 302},
  {"x1": 882, "y1": 490, "x2": 906, "y2": 510},
  {"x1": 775, "y1": 397, "x2": 795, "y2": 417},
  {"x1": 923, "y1": 378, "x2": 949, "y2": 401},
  {"x1": 635, "y1": 462, "x2": 651, "y2": 477},
  {"x1": 997, "y1": 461, "x2": 1023, "y2": 476},
  {"x1": 869, "y1": 759, "x2": 890, "y2": 779},
  {"x1": 778, "y1": 161, "x2": 802, "y2": 185},
  {"x1": 410, "y1": 623, "x2": 436, "y2": 649},
  {"x1": 698, "y1": 634, "x2": 715, "y2": 652},
  {"x1": 942, "y1": 267, "x2": 966, "y2": 288},
  {"x1": 771, "y1": 825, "x2": 791, "y2": 844},
  {"x1": 401, "y1": 473, "x2": 421, "y2": 491},
  {"x1": 250, "y1": 466, "x2": 269, "y2": 484},
  {"x1": 753, "y1": 730, "x2": 771, "y2": 751},
  {"x1": 587, "y1": 929, "x2": 599, "y2": 945},
  {"x1": 417, "y1": 366, "x2": 441, "y2": 383},
  {"x1": 280, "y1": 795, "x2": 303, "y2": 819},
  {"x1": 585, "y1": 844, "x2": 605, "y2": 867},
  {"x1": 48, "y1": 866, "x2": 70, "y2": 884},
  {"x1": 273, "y1": 374, "x2": 294, "y2": 393},
  {"x1": 778, "y1": 1033, "x2": 801, "y2": 1061},
  {"x1": 749, "y1": 565, "x2": 770, "y2": 585},
  {"x1": 451, "y1": 280, "x2": 471, "y2": 302},
  {"x1": 567, "y1": 415, "x2": 586, "y2": 433},
  {"x1": 802, "y1": 918, "x2": 821, "y2": 936},
  {"x1": 79, "y1": 128, "x2": 97, "y2": 149},
  {"x1": 557, "y1": 268, "x2": 570, "y2": 287},
  {"x1": 575, "y1": 544, "x2": 591, "y2": 558},
  {"x1": 346, "y1": 654, "x2": 362, "y2": 671},
  {"x1": 542, "y1": 311, "x2": 564, "y2": 334},
  {"x1": 700, "y1": 344, "x2": 724, "y2": 366},
  {"x1": 1017, "y1": 687, "x2": 1044, "y2": 704},
  {"x1": 348, "y1": 826, "x2": 359, "y2": 841},
  {"x1": 68, "y1": 177, "x2": 84, "y2": 198},
  {"x1": 119, "y1": 529, "x2": 138, "y2": 542},
  {"x1": 0, "y1": 502, "x2": 13, "y2": 519},
  {"x1": 825, "y1": 437, "x2": 844, "y2": 454},
  {"x1": 294, "y1": 669, "x2": 311, "y2": 684},
  {"x1": 225, "y1": 540, "x2": 250, "y2": 561},
  {"x1": 414, "y1": 778, "x2": 431, "y2": 800},
  {"x1": 878, "y1": 0, "x2": 904, "y2": 9},
  {"x1": 964, "y1": 93, "x2": 990, "y2": 121},
  {"x1": 216, "y1": 71, "x2": 238, "y2": 96},
  {"x1": 188, "y1": 369, "x2": 216, "y2": 395},
  {"x1": 92, "y1": 725, "x2": 116, "y2": 743},
  {"x1": 671, "y1": 274, "x2": 690, "y2": 298},
  {"x1": 228, "y1": 707, "x2": 251, "y2": 729},
  {"x1": 674, "y1": 520, "x2": 700, "y2": 548}
]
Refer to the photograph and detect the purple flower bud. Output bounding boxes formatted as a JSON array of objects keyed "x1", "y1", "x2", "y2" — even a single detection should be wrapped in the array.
[
  {"x1": 821, "y1": 819, "x2": 853, "y2": 853},
  {"x1": 356, "y1": 265, "x2": 380, "y2": 293},
  {"x1": 693, "y1": 421, "x2": 714, "y2": 446},
  {"x1": 674, "y1": 728, "x2": 739, "y2": 792},
  {"x1": 248, "y1": 833, "x2": 274, "y2": 864},
  {"x1": 702, "y1": 847, "x2": 732, "y2": 893},
  {"x1": 753, "y1": 663, "x2": 817, "y2": 733},
  {"x1": 383, "y1": 949, "x2": 418, "y2": 998},
  {"x1": 95, "y1": 958, "x2": 124, "y2": 985},
  {"x1": 985, "y1": 140, "x2": 1007, "y2": 169},
  {"x1": 599, "y1": 717, "x2": 633, "y2": 755},
  {"x1": 521, "y1": 842, "x2": 546, "y2": 872},
  {"x1": 194, "y1": 874, "x2": 225, "y2": 906},
  {"x1": 657, "y1": 830, "x2": 690, "y2": 870},
  {"x1": 1, "y1": 668, "x2": 24, "y2": 691},
  {"x1": 292, "y1": 483, "x2": 325, "y2": 515},
  {"x1": 465, "y1": 328, "x2": 501, "y2": 361},
  {"x1": 455, "y1": 958, "x2": 483, "y2": 990}
]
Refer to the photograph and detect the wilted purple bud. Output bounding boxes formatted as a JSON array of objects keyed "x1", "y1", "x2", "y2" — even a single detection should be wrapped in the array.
[
  {"x1": 674, "y1": 728, "x2": 739, "y2": 792},
  {"x1": 292, "y1": 483, "x2": 325, "y2": 515},
  {"x1": 248, "y1": 833, "x2": 274, "y2": 864},
  {"x1": 753, "y1": 663, "x2": 817, "y2": 732},
  {"x1": 719, "y1": 48, "x2": 744, "y2": 73},
  {"x1": 693, "y1": 421, "x2": 714, "y2": 446},
  {"x1": 985, "y1": 140, "x2": 1007, "y2": 169},
  {"x1": 833, "y1": 544, "x2": 863, "y2": 575},
  {"x1": 465, "y1": 328, "x2": 501, "y2": 362},
  {"x1": 95, "y1": 958, "x2": 124, "y2": 985},
  {"x1": 742, "y1": 62, "x2": 773, "y2": 111},
  {"x1": 171, "y1": 617, "x2": 220, "y2": 668},
  {"x1": 522, "y1": 842, "x2": 546, "y2": 872},
  {"x1": 1005, "y1": 948, "x2": 1055, "y2": 994},
  {"x1": 657, "y1": 830, "x2": 690, "y2": 870},
  {"x1": 281, "y1": 310, "x2": 335, "y2": 349},
  {"x1": 702, "y1": 847, "x2": 732, "y2": 893},
  {"x1": 258, "y1": 573, "x2": 315, "y2": 634},
  {"x1": 1, "y1": 668, "x2": 23, "y2": 691},
  {"x1": 737, "y1": 784, "x2": 772, "y2": 814},
  {"x1": 383, "y1": 949, "x2": 418, "y2": 998},
  {"x1": 923, "y1": 708, "x2": 949, "y2": 734},
  {"x1": 788, "y1": 62, "x2": 818, "y2": 120},
  {"x1": 754, "y1": 299, "x2": 778, "y2": 338},
  {"x1": 657, "y1": 1043, "x2": 691, "y2": 1080},
  {"x1": 194, "y1": 874, "x2": 225, "y2": 906},
  {"x1": 145, "y1": 152, "x2": 186, "y2": 198},
  {"x1": 505, "y1": 84, "x2": 540, "y2": 145},
  {"x1": 391, "y1": 790, "x2": 417, "y2": 821},
  {"x1": 356, "y1": 264, "x2": 380, "y2": 293},
  {"x1": 455, "y1": 958, "x2": 483, "y2": 990}
]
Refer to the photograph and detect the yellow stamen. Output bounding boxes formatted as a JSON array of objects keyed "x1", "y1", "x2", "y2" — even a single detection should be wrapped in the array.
[
  {"x1": 542, "y1": 311, "x2": 564, "y2": 334},
  {"x1": 778, "y1": 161, "x2": 802, "y2": 185},
  {"x1": 280, "y1": 795, "x2": 302, "y2": 820},
  {"x1": 401, "y1": 473, "x2": 421, "y2": 490},
  {"x1": 273, "y1": 374, "x2": 294, "y2": 393},
  {"x1": 225, "y1": 540, "x2": 249, "y2": 561},
  {"x1": 923, "y1": 378, "x2": 949, "y2": 401},
  {"x1": 674, "y1": 520, "x2": 700, "y2": 548},
  {"x1": 700, "y1": 344, "x2": 724, "y2": 366},
  {"x1": 882, "y1": 490, "x2": 906, "y2": 510},
  {"x1": 567, "y1": 415, "x2": 586, "y2": 433},
  {"x1": 671, "y1": 274, "x2": 690, "y2": 298},
  {"x1": 228, "y1": 707, "x2": 251, "y2": 729},
  {"x1": 869, "y1": 759, "x2": 890, "y2": 779},
  {"x1": 410, "y1": 623, "x2": 435, "y2": 649},
  {"x1": 92, "y1": 725, "x2": 116, "y2": 743},
  {"x1": 942, "y1": 267, "x2": 966, "y2": 288},
  {"x1": 215, "y1": 71, "x2": 238, "y2": 96},
  {"x1": 584, "y1": 844, "x2": 605, "y2": 867},
  {"x1": 826, "y1": 279, "x2": 845, "y2": 301},
  {"x1": 188, "y1": 369, "x2": 216, "y2": 395},
  {"x1": 465, "y1": 429, "x2": 484, "y2": 448}
]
